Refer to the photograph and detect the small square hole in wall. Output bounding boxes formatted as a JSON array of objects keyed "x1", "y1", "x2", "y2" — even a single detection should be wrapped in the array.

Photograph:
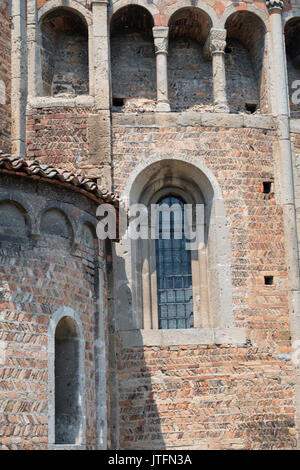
[
  {"x1": 263, "y1": 181, "x2": 272, "y2": 194},
  {"x1": 113, "y1": 97, "x2": 125, "y2": 107},
  {"x1": 264, "y1": 275, "x2": 274, "y2": 286},
  {"x1": 245, "y1": 102, "x2": 257, "y2": 114}
]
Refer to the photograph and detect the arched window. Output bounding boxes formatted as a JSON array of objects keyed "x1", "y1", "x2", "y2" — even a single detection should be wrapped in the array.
[
  {"x1": 155, "y1": 196, "x2": 193, "y2": 329},
  {"x1": 110, "y1": 5, "x2": 156, "y2": 111},
  {"x1": 55, "y1": 316, "x2": 81, "y2": 444}
]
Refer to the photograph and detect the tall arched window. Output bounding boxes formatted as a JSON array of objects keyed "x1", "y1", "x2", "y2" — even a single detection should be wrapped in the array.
[
  {"x1": 55, "y1": 316, "x2": 81, "y2": 444},
  {"x1": 155, "y1": 196, "x2": 193, "y2": 329}
]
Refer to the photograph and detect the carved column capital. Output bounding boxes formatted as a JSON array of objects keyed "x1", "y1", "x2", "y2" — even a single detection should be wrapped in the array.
[
  {"x1": 210, "y1": 28, "x2": 227, "y2": 54},
  {"x1": 203, "y1": 28, "x2": 227, "y2": 59},
  {"x1": 153, "y1": 27, "x2": 169, "y2": 55},
  {"x1": 265, "y1": 0, "x2": 284, "y2": 12}
]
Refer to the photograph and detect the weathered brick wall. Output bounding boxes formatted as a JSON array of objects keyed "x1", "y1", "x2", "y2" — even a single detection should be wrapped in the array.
[
  {"x1": 26, "y1": 108, "x2": 89, "y2": 170},
  {"x1": 0, "y1": 0, "x2": 11, "y2": 152},
  {"x1": 290, "y1": 133, "x2": 300, "y2": 264},
  {"x1": 111, "y1": 118, "x2": 296, "y2": 449},
  {"x1": 110, "y1": 33, "x2": 156, "y2": 108},
  {"x1": 41, "y1": 11, "x2": 89, "y2": 97},
  {"x1": 168, "y1": 38, "x2": 213, "y2": 111},
  {"x1": 0, "y1": 174, "x2": 104, "y2": 450},
  {"x1": 225, "y1": 39, "x2": 259, "y2": 113}
]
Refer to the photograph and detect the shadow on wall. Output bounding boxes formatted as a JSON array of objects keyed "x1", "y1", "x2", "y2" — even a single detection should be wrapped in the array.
[
  {"x1": 225, "y1": 11, "x2": 267, "y2": 114},
  {"x1": 168, "y1": 7, "x2": 213, "y2": 112},
  {"x1": 41, "y1": 7, "x2": 89, "y2": 96},
  {"x1": 106, "y1": 240, "x2": 165, "y2": 450},
  {"x1": 110, "y1": 5, "x2": 156, "y2": 113}
]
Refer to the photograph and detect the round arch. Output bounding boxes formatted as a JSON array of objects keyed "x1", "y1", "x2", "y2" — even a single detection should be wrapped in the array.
[
  {"x1": 165, "y1": 0, "x2": 218, "y2": 28},
  {"x1": 123, "y1": 154, "x2": 234, "y2": 331},
  {"x1": 109, "y1": 0, "x2": 158, "y2": 22},
  {"x1": 123, "y1": 153, "x2": 223, "y2": 206},
  {"x1": 38, "y1": 0, "x2": 92, "y2": 26},
  {"x1": 219, "y1": 4, "x2": 269, "y2": 29}
]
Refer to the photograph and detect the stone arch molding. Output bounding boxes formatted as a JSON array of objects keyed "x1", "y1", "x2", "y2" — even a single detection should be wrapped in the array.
[
  {"x1": 165, "y1": 0, "x2": 218, "y2": 28},
  {"x1": 283, "y1": 9, "x2": 300, "y2": 27},
  {"x1": 38, "y1": 0, "x2": 92, "y2": 26},
  {"x1": 109, "y1": 0, "x2": 159, "y2": 19},
  {"x1": 48, "y1": 306, "x2": 86, "y2": 449},
  {"x1": 122, "y1": 154, "x2": 236, "y2": 333},
  {"x1": 218, "y1": 4, "x2": 269, "y2": 29},
  {"x1": 124, "y1": 153, "x2": 223, "y2": 205}
]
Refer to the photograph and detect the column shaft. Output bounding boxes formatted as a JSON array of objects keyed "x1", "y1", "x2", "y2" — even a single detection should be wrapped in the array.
[{"x1": 153, "y1": 27, "x2": 170, "y2": 112}]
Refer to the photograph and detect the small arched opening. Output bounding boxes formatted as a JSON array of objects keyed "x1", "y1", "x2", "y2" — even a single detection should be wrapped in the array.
[
  {"x1": 110, "y1": 5, "x2": 156, "y2": 112},
  {"x1": 41, "y1": 8, "x2": 89, "y2": 96},
  {"x1": 225, "y1": 11, "x2": 267, "y2": 114},
  {"x1": 168, "y1": 7, "x2": 213, "y2": 112}
]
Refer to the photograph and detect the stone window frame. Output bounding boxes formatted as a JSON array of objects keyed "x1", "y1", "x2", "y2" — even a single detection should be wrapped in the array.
[
  {"x1": 27, "y1": 0, "x2": 95, "y2": 108},
  {"x1": 118, "y1": 154, "x2": 246, "y2": 347},
  {"x1": 137, "y1": 182, "x2": 209, "y2": 331},
  {"x1": 48, "y1": 306, "x2": 86, "y2": 450}
]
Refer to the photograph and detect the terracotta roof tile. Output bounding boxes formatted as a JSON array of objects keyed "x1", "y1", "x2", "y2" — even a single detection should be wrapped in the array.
[{"x1": 0, "y1": 153, "x2": 118, "y2": 205}]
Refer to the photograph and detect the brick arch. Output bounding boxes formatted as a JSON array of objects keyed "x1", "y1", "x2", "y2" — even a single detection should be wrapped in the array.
[
  {"x1": 39, "y1": 204, "x2": 75, "y2": 240},
  {"x1": 109, "y1": 0, "x2": 159, "y2": 22},
  {"x1": 38, "y1": 0, "x2": 92, "y2": 26},
  {"x1": 218, "y1": 3, "x2": 269, "y2": 29},
  {"x1": 283, "y1": 8, "x2": 300, "y2": 27},
  {"x1": 165, "y1": 0, "x2": 218, "y2": 28}
]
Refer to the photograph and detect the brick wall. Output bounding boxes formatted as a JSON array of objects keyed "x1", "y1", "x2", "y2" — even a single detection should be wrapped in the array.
[
  {"x1": 111, "y1": 33, "x2": 156, "y2": 109},
  {"x1": 168, "y1": 38, "x2": 213, "y2": 111},
  {"x1": 0, "y1": 174, "x2": 104, "y2": 450},
  {"x1": 225, "y1": 39, "x2": 259, "y2": 113},
  {"x1": 0, "y1": 0, "x2": 11, "y2": 152},
  {"x1": 41, "y1": 10, "x2": 89, "y2": 97},
  {"x1": 111, "y1": 119, "x2": 296, "y2": 449},
  {"x1": 26, "y1": 108, "x2": 89, "y2": 171}
]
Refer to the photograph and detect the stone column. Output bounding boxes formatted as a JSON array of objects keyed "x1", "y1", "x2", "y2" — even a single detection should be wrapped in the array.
[
  {"x1": 266, "y1": 0, "x2": 300, "y2": 447},
  {"x1": 11, "y1": 0, "x2": 27, "y2": 156},
  {"x1": 153, "y1": 27, "x2": 170, "y2": 112},
  {"x1": 27, "y1": 0, "x2": 42, "y2": 98},
  {"x1": 209, "y1": 28, "x2": 229, "y2": 113},
  {"x1": 267, "y1": 0, "x2": 289, "y2": 116}
]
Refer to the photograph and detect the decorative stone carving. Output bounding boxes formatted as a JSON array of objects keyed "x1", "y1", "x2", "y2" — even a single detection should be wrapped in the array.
[
  {"x1": 154, "y1": 37, "x2": 168, "y2": 55},
  {"x1": 265, "y1": 0, "x2": 284, "y2": 11},
  {"x1": 210, "y1": 29, "x2": 227, "y2": 55},
  {"x1": 153, "y1": 27, "x2": 169, "y2": 55},
  {"x1": 203, "y1": 28, "x2": 227, "y2": 59}
]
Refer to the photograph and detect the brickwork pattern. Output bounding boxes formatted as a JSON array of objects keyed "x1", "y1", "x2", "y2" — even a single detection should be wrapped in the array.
[
  {"x1": 112, "y1": 123, "x2": 295, "y2": 449},
  {"x1": 26, "y1": 108, "x2": 89, "y2": 171},
  {"x1": 0, "y1": 176, "x2": 104, "y2": 450}
]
